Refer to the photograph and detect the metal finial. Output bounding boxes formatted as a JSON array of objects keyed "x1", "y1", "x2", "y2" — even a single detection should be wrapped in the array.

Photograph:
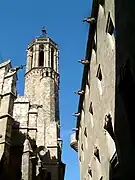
[{"x1": 42, "y1": 27, "x2": 47, "y2": 36}]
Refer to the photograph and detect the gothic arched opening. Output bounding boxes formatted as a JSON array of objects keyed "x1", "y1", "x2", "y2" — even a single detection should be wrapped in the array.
[
  {"x1": 51, "y1": 48, "x2": 54, "y2": 70},
  {"x1": 30, "y1": 47, "x2": 33, "y2": 69},
  {"x1": 39, "y1": 51, "x2": 44, "y2": 67}
]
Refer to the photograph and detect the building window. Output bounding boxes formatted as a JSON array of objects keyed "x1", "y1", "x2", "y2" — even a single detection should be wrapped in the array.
[
  {"x1": 81, "y1": 144, "x2": 84, "y2": 162},
  {"x1": 106, "y1": 12, "x2": 115, "y2": 48},
  {"x1": 89, "y1": 102, "x2": 94, "y2": 127},
  {"x1": 88, "y1": 166, "x2": 92, "y2": 177},
  {"x1": 106, "y1": 12, "x2": 114, "y2": 35},
  {"x1": 89, "y1": 102, "x2": 93, "y2": 115},
  {"x1": 81, "y1": 144, "x2": 84, "y2": 151},
  {"x1": 84, "y1": 127, "x2": 88, "y2": 137},
  {"x1": 96, "y1": 64, "x2": 103, "y2": 95},
  {"x1": 94, "y1": 146, "x2": 101, "y2": 162},
  {"x1": 39, "y1": 51, "x2": 44, "y2": 67},
  {"x1": 84, "y1": 128, "x2": 88, "y2": 150},
  {"x1": 51, "y1": 48, "x2": 54, "y2": 70},
  {"x1": 96, "y1": 64, "x2": 102, "y2": 81}
]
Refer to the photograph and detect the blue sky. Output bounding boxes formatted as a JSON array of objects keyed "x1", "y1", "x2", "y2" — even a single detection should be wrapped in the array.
[{"x1": 0, "y1": 0, "x2": 92, "y2": 179}]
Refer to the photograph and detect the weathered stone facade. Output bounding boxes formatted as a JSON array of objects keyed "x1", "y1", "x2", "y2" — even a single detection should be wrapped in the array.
[
  {"x1": 70, "y1": 0, "x2": 121, "y2": 179},
  {"x1": 0, "y1": 30, "x2": 65, "y2": 180}
]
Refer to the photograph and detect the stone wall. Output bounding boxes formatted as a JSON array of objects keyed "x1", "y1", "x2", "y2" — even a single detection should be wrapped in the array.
[
  {"x1": 75, "y1": 0, "x2": 117, "y2": 180},
  {"x1": 0, "y1": 60, "x2": 17, "y2": 179}
]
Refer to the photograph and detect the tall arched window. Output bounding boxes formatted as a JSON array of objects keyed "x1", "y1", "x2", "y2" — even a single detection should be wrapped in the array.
[
  {"x1": 51, "y1": 48, "x2": 54, "y2": 69},
  {"x1": 30, "y1": 47, "x2": 33, "y2": 69},
  {"x1": 39, "y1": 50, "x2": 44, "y2": 67}
]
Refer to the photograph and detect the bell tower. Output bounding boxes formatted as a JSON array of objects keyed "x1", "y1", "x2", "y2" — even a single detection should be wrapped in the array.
[
  {"x1": 25, "y1": 27, "x2": 59, "y2": 75},
  {"x1": 24, "y1": 28, "x2": 65, "y2": 180}
]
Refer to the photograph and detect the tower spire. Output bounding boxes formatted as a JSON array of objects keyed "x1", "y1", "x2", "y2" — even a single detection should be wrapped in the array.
[{"x1": 42, "y1": 27, "x2": 47, "y2": 37}]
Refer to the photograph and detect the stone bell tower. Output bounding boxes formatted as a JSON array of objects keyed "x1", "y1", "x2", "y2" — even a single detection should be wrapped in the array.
[{"x1": 24, "y1": 28, "x2": 65, "y2": 180}]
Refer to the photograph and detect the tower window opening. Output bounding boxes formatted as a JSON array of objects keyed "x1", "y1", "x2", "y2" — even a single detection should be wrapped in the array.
[
  {"x1": 51, "y1": 48, "x2": 54, "y2": 70},
  {"x1": 39, "y1": 50, "x2": 44, "y2": 67},
  {"x1": 30, "y1": 47, "x2": 33, "y2": 69},
  {"x1": 39, "y1": 44, "x2": 44, "y2": 50}
]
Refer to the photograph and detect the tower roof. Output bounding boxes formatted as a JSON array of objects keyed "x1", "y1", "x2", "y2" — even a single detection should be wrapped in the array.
[{"x1": 27, "y1": 27, "x2": 58, "y2": 50}]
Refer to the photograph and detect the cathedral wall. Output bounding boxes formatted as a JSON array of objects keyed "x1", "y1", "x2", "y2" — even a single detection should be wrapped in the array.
[
  {"x1": 77, "y1": 0, "x2": 116, "y2": 180},
  {"x1": 0, "y1": 61, "x2": 18, "y2": 179},
  {"x1": 0, "y1": 30, "x2": 65, "y2": 179},
  {"x1": 25, "y1": 68, "x2": 59, "y2": 150},
  {"x1": 13, "y1": 97, "x2": 29, "y2": 128}
]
